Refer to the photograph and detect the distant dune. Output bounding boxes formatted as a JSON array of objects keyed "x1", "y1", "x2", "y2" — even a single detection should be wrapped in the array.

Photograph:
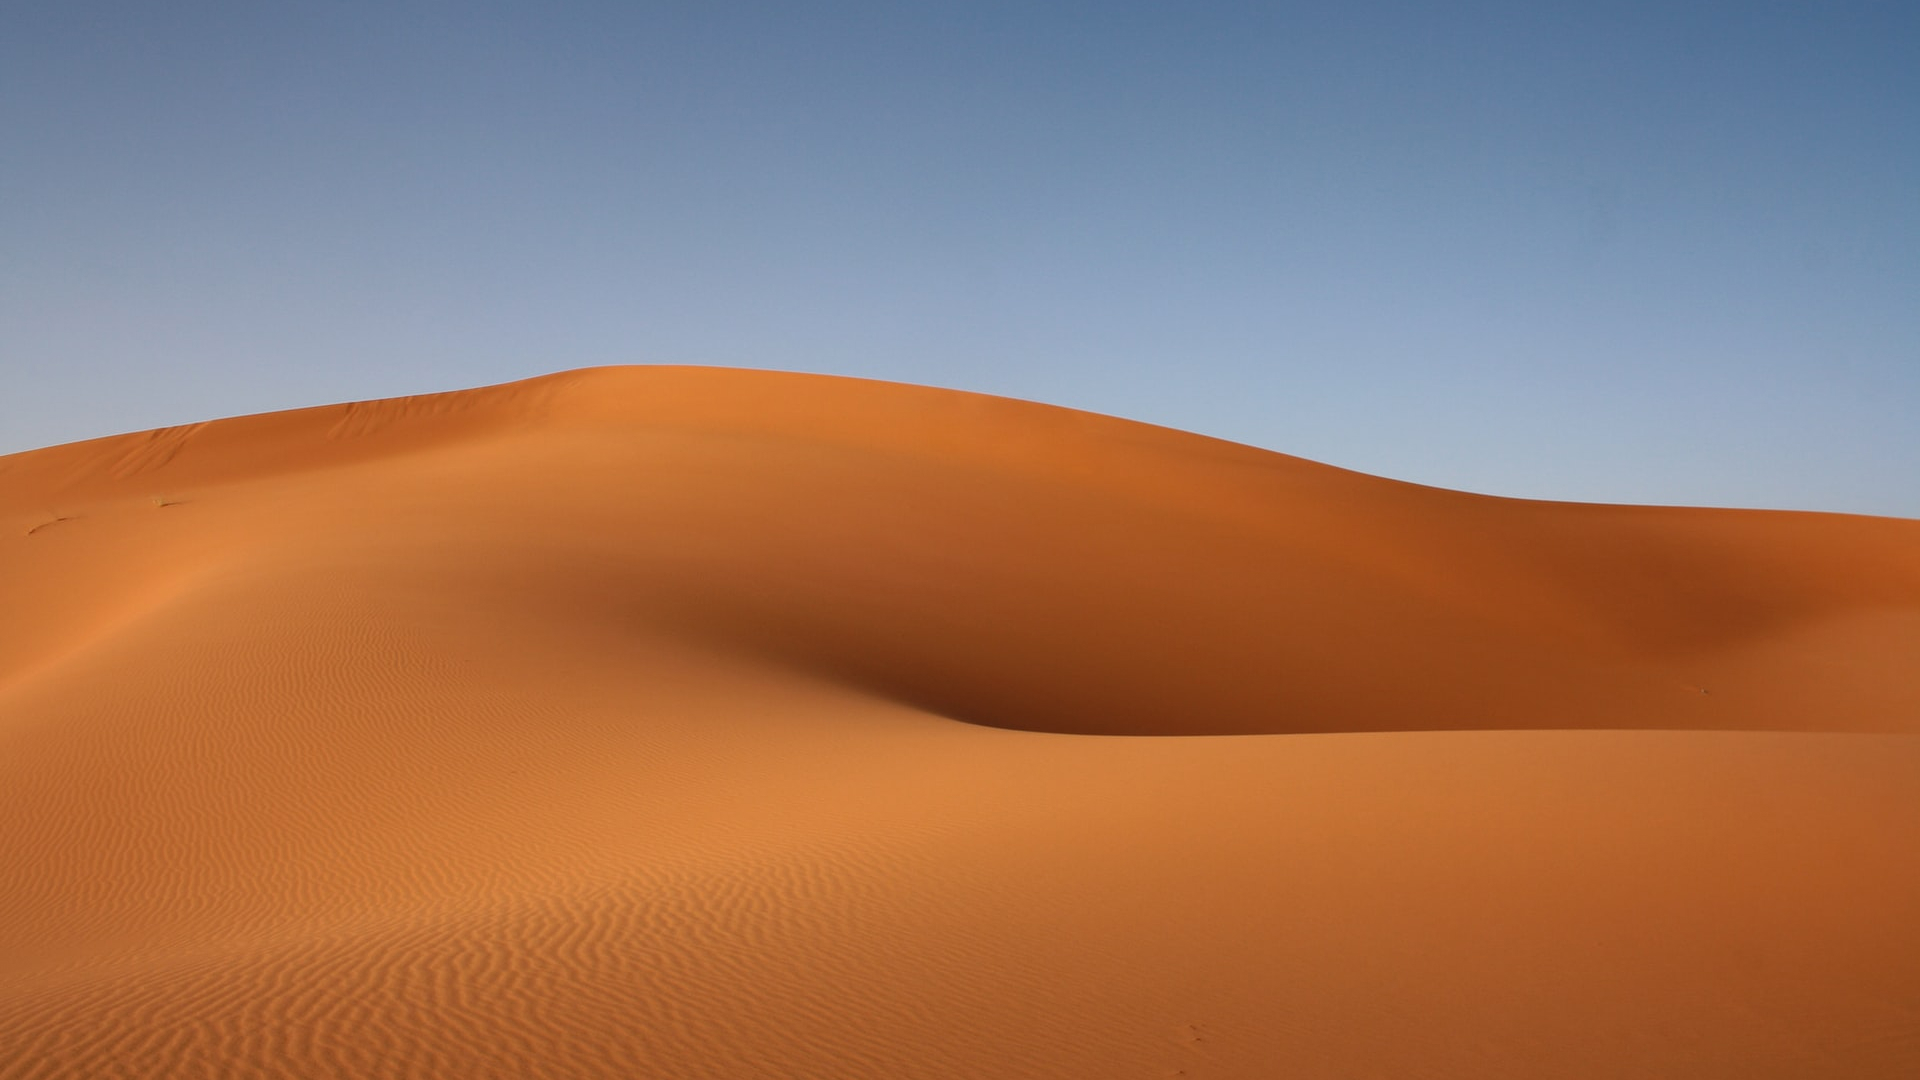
[{"x1": 3, "y1": 366, "x2": 1917, "y2": 1079}]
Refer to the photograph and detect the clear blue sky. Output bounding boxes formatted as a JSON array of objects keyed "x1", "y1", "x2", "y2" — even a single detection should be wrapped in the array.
[{"x1": 4, "y1": 2, "x2": 1915, "y2": 516}]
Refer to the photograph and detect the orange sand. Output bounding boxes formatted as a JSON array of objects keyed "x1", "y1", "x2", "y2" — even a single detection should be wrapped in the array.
[{"x1": 2, "y1": 366, "x2": 1917, "y2": 1078}]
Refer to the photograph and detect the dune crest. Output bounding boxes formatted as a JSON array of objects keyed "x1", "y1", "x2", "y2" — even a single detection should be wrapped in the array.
[{"x1": 4, "y1": 366, "x2": 1918, "y2": 1079}]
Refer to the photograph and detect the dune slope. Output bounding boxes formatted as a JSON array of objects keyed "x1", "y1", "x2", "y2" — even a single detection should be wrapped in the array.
[{"x1": 2, "y1": 366, "x2": 1917, "y2": 1079}]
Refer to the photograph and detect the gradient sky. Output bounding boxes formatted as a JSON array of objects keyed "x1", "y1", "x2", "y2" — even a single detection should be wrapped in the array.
[{"x1": 4, "y1": 1, "x2": 1915, "y2": 516}]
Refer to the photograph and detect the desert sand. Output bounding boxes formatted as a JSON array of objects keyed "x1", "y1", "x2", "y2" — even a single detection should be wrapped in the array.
[{"x1": 2, "y1": 365, "x2": 1917, "y2": 1079}]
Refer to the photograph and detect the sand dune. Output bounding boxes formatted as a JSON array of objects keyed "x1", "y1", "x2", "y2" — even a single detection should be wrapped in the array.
[{"x1": 2, "y1": 366, "x2": 1917, "y2": 1078}]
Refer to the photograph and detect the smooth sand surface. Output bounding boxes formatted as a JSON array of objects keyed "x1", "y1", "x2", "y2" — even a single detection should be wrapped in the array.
[{"x1": 3, "y1": 366, "x2": 1917, "y2": 1078}]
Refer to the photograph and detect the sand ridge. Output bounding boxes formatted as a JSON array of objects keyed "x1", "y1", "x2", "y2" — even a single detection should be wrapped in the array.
[{"x1": 3, "y1": 366, "x2": 1917, "y2": 1078}]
